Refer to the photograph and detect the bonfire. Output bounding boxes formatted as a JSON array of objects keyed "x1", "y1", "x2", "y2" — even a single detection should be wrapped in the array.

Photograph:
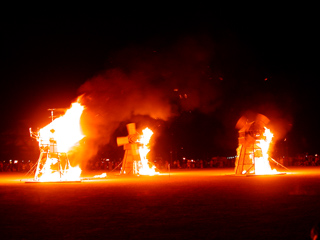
[
  {"x1": 117, "y1": 123, "x2": 159, "y2": 176},
  {"x1": 29, "y1": 101, "x2": 84, "y2": 182},
  {"x1": 234, "y1": 114, "x2": 286, "y2": 176}
]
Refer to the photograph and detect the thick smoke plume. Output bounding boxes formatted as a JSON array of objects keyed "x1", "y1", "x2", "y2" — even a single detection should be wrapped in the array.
[
  {"x1": 76, "y1": 37, "x2": 220, "y2": 160},
  {"x1": 111, "y1": 37, "x2": 220, "y2": 114},
  {"x1": 66, "y1": 33, "x2": 299, "y2": 166}
]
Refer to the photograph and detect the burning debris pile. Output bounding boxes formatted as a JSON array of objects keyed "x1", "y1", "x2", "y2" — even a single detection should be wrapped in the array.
[
  {"x1": 234, "y1": 114, "x2": 286, "y2": 176},
  {"x1": 29, "y1": 101, "x2": 84, "y2": 182},
  {"x1": 117, "y1": 123, "x2": 159, "y2": 176}
]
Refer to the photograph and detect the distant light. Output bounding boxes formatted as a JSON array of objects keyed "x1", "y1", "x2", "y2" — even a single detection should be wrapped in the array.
[
  {"x1": 264, "y1": 78, "x2": 268, "y2": 81},
  {"x1": 174, "y1": 89, "x2": 179, "y2": 92}
]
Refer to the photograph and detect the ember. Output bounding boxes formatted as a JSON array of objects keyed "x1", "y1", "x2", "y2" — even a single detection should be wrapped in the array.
[{"x1": 29, "y1": 101, "x2": 84, "y2": 182}]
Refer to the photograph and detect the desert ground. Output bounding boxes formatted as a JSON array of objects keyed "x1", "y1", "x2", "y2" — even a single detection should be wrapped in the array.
[{"x1": 0, "y1": 167, "x2": 319, "y2": 240}]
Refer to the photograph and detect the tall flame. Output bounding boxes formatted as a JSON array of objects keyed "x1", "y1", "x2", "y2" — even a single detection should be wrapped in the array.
[
  {"x1": 137, "y1": 128, "x2": 159, "y2": 176},
  {"x1": 35, "y1": 102, "x2": 84, "y2": 182},
  {"x1": 254, "y1": 127, "x2": 277, "y2": 175},
  {"x1": 38, "y1": 102, "x2": 84, "y2": 152}
]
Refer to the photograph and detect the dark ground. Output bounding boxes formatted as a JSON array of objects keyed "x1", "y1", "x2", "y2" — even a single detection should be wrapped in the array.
[{"x1": 0, "y1": 167, "x2": 319, "y2": 240}]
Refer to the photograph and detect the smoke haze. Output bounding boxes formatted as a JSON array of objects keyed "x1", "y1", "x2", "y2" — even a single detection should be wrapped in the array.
[
  {"x1": 74, "y1": 35, "x2": 297, "y2": 163},
  {"x1": 77, "y1": 37, "x2": 222, "y2": 155}
]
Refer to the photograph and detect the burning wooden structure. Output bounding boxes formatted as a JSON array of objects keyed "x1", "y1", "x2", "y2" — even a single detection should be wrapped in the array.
[
  {"x1": 117, "y1": 123, "x2": 158, "y2": 175},
  {"x1": 234, "y1": 114, "x2": 279, "y2": 176},
  {"x1": 28, "y1": 102, "x2": 84, "y2": 182},
  {"x1": 117, "y1": 123, "x2": 141, "y2": 175}
]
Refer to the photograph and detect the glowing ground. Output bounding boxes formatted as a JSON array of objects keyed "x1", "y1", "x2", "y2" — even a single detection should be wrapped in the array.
[{"x1": 1, "y1": 167, "x2": 319, "y2": 239}]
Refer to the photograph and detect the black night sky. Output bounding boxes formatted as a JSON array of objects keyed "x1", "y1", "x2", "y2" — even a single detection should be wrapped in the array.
[{"x1": 1, "y1": 7, "x2": 319, "y2": 162}]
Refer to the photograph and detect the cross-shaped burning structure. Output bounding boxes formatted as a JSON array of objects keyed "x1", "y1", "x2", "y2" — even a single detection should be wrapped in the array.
[{"x1": 117, "y1": 123, "x2": 159, "y2": 175}]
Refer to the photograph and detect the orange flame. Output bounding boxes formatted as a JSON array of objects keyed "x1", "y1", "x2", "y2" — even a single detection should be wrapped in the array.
[
  {"x1": 35, "y1": 101, "x2": 84, "y2": 182},
  {"x1": 137, "y1": 127, "x2": 159, "y2": 176},
  {"x1": 37, "y1": 158, "x2": 82, "y2": 182},
  {"x1": 38, "y1": 102, "x2": 84, "y2": 152},
  {"x1": 253, "y1": 127, "x2": 277, "y2": 175}
]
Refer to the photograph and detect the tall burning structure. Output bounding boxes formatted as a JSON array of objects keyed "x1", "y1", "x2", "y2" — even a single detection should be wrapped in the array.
[
  {"x1": 117, "y1": 123, "x2": 158, "y2": 176},
  {"x1": 29, "y1": 102, "x2": 84, "y2": 182},
  {"x1": 234, "y1": 114, "x2": 279, "y2": 176}
]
